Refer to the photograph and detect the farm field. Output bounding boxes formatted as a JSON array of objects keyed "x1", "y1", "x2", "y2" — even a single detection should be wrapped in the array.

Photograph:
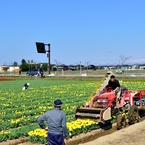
[
  {"x1": 0, "y1": 79, "x2": 100, "y2": 143},
  {"x1": 0, "y1": 78, "x2": 145, "y2": 144}
]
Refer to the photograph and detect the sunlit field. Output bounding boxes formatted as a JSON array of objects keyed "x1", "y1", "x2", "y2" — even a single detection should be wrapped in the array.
[{"x1": 0, "y1": 79, "x2": 145, "y2": 144}]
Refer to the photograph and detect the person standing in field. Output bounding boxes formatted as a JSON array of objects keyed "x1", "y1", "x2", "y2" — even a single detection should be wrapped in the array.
[{"x1": 37, "y1": 99, "x2": 69, "y2": 145}]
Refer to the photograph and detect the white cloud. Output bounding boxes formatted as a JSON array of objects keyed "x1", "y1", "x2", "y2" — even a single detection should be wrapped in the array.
[{"x1": 128, "y1": 58, "x2": 145, "y2": 63}]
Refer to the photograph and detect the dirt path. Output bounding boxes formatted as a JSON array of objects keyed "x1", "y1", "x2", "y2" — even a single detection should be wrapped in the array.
[{"x1": 79, "y1": 120, "x2": 145, "y2": 145}]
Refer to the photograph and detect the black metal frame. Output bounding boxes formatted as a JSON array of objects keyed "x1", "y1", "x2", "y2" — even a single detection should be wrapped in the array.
[{"x1": 35, "y1": 42, "x2": 51, "y2": 75}]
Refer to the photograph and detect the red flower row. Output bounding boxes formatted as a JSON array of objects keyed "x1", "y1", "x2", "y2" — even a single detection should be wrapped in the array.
[{"x1": 0, "y1": 78, "x2": 14, "y2": 81}]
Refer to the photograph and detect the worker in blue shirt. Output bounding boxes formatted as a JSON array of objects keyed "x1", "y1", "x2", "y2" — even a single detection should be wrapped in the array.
[{"x1": 37, "y1": 99, "x2": 69, "y2": 145}]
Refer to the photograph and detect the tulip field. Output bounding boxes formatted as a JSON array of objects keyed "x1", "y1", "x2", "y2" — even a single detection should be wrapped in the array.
[{"x1": 0, "y1": 78, "x2": 145, "y2": 144}]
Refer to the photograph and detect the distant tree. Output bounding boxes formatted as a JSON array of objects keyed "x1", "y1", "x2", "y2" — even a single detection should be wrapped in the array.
[
  {"x1": 13, "y1": 61, "x2": 18, "y2": 66},
  {"x1": 120, "y1": 55, "x2": 131, "y2": 66},
  {"x1": 22, "y1": 59, "x2": 27, "y2": 64},
  {"x1": 41, "y1": 63, "x2": 48, "y2": 71},
  {"x1": 20, "y1": 59, "x2": 29, "y2": 71}
]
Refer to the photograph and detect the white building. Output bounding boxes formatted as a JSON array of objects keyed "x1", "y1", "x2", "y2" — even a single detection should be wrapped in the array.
[{"x1": 7, "y1": 67, "x2": 20, "y2": 72}]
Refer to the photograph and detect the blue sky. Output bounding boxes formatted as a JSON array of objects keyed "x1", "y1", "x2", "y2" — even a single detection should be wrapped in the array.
[{"x1": 1, "y1": 0, "x2": 145, "y2": 66}]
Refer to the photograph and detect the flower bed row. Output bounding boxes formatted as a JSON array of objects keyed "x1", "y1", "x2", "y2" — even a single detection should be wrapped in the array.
[
  {"x1": 28, "y1": 116, "x2": 120, "y2": 144},
  {"x1": 28, "y1": 119, "x2": 100, "y2": 144},
  {"x1": 27, "y1": 108, "x2": 145, "y2": 144}
]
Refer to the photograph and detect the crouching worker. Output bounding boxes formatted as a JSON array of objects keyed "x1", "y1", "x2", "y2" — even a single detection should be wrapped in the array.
[
  {"x1": 37, "y1": 99, "x2": 69, "y2": 145},
  {"x1": 22, "y1": 83, "x2": 30, "y2": 90}
]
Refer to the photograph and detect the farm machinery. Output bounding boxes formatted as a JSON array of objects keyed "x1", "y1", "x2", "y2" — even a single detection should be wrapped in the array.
[{"x1": 75, "y1": 71, "x2": 145, "y2": 129}]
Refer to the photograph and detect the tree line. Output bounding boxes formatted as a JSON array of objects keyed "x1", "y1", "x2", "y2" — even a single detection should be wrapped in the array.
[{"x1": 15, "y1": 59, "x2": 49, "y2": 71}]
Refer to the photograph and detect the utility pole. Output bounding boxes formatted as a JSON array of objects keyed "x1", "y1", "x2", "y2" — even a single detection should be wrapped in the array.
[{"x1": 47, "y1": 44, "x2": 51, "y2": 75}]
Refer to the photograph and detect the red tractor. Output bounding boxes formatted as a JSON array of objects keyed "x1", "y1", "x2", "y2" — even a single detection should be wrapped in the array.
[{"x1": 75, "y1": 72, "x2": 145, "y2": 129}]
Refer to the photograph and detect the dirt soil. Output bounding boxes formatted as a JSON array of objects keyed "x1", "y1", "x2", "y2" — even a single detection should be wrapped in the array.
[{"x1": 79, "y1": 120, "x2": 145, "y2": 145}]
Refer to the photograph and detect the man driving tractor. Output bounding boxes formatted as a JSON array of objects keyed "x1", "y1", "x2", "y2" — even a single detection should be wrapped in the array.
[{"x1": 105, "y1": 75, "x2": 121, "y2": 107}]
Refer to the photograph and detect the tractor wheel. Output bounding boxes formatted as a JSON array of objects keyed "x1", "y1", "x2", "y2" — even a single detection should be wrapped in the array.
[
  {"x1": 128, "y1": 105, "x2": 139, "y2": 125},
  {"x1": 117, "y1": 114, "x2": 126, "y2": 130}
]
